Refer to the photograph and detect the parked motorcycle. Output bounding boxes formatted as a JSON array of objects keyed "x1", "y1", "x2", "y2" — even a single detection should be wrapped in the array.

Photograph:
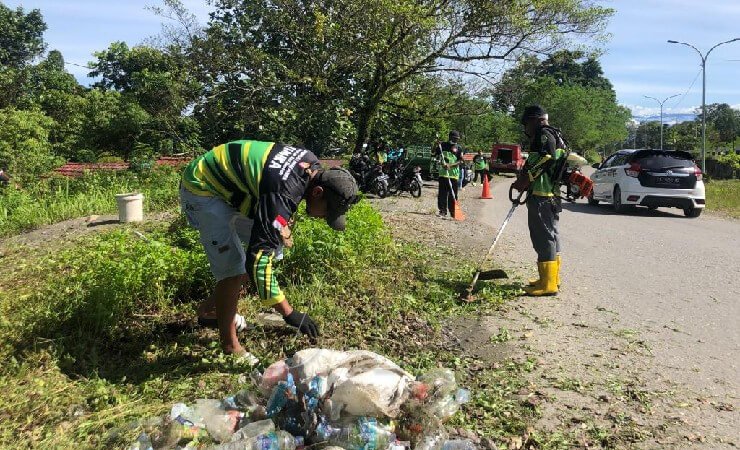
[
  {"x1": 349, "y1": 153, "x2": 390, "y2": 198},
  {"x1": 387, "y1": 162, "x2": 422, "y2": 198}
]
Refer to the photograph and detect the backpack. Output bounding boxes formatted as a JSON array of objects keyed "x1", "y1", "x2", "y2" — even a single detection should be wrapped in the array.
[{"x1": 541, "y1": 125, "x2": 571, "y2": 187}]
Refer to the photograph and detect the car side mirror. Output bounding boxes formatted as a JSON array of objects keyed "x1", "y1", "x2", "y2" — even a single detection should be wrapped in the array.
[{"x1": 591, "y1": 163, "x2": 601, "y2": 169}]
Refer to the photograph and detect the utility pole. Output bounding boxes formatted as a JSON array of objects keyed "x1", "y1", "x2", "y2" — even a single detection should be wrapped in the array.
[
  {"x1": 644, "y1": 94, "x2": 679, "y2": 150},
  {"x1": 668, "y1": 38, "x2": 740, "y2": 171}
]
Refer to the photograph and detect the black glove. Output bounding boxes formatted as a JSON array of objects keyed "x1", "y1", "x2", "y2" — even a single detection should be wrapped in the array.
[{"x1": 283, "y1": 311, "x2": 320, "y2": 338}]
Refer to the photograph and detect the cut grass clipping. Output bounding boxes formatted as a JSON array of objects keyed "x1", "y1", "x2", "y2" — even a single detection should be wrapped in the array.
[{"x1": 1, "y1": 200, "x2": 533, "y2": 449}]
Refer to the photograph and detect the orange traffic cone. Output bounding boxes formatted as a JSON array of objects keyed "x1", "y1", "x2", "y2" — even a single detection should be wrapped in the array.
[
  {"x1": 448, "y1": 177, "x2": 466, "y2": 221},
  {"x1": 480, "y1": 173, "x2": 493, "y2": 199}
]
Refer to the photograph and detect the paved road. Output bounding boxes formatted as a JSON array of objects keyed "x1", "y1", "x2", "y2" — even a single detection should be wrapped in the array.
[{"x1": 472, "y1": 170, "x2": 739, "y2": 445}]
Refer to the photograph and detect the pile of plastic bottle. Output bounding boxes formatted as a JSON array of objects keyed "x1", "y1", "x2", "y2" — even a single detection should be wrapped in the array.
[{"x1": 129, "y1": 352, "x2": 476, "y2": 450}]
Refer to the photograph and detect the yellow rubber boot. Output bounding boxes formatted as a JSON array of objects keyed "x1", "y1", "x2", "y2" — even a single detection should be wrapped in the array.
[
  {"x1": 524, "y1": 261, "x2": 558, "y2": 296},
  {"x1": 529, "y1": 254, "x2": 561, "y2": 287},
  {"x1": 527, "y1": 265, "x2": 543, "y2": 287}
]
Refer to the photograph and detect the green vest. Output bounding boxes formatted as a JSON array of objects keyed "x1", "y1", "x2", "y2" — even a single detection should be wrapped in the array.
[
  {"x1": 474, "y1": 156, "x2": 486, "y2": 170},
  {"x1": 438, "y1": 150, "x2": 460, "y2": 179},
  {"x1": 526, "y1": 148, "x2": 565, "y2": 197}
]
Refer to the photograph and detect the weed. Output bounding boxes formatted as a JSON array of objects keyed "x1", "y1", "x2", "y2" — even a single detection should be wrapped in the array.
[
  {"x1": 0, "y1": 198, "x2": 531, "y2": 448},
  {"x1": 705, "y1": 179, "x2": 740, "y2": 218},
  {"x1": 0, "y1": 167, "x2": 181, "y2": 237}
]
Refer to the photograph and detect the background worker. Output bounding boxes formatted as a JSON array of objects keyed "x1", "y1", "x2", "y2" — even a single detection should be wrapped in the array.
[
  {"x1": 434, "y1": 130, "x2": 463, "y2": 217},
  {"x1": 472, "y1": 150, "x2": 487, "y2": 186},
  {"x1": 180, "y1": 140, "x2": 359, "y2": 356},
  {"x1": 512, "y1": 105, "x2": 566, "y2": 296}
]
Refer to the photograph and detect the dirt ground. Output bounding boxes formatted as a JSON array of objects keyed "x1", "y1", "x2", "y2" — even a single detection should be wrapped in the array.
[{"x1": 371, "y1": 177, "x2": 739, "y2": 449}]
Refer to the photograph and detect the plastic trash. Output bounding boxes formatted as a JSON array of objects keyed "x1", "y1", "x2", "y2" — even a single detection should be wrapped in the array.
[
  {"x1": 128, "y1": 432, "x2": 153, "y2": 450},
  {"x1": 315, "y1": 417, "x2": 395, "y2": 450},
  {"x1": 230, "y1": 419, "x2": 276, "y2": 442},
  {"x1": 223, "y1": 390, "x2": 268, "y2": 421},
  {"x1": 261, "y1": 360, "x2": 290, "y2": 393},
  {"x1": 214, "y1": 430, "x2": 304, "y2": 450},
  {"x1": 441, "y1": 439, "x2": 478, "y2": 450},
  {"x1": 266, "y1": 374, "x2": 297, "y2": 417},
  {"x1": 192, "y1": 399, "x2": 244, "y2": 442},
  {"x1": 154, "y1": 415, "x2": 209, "y2": 448},
  {"x1": 289, "y1": 349, "x2": 414, "y2": 418},
  {"x1": 415, "y1": 431, "x2": 449, "y2": 450}
]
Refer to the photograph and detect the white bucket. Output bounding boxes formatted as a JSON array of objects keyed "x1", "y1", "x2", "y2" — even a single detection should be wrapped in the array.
[{"x1": 115, "y1": 193, "x2": 144, "y2": 223}]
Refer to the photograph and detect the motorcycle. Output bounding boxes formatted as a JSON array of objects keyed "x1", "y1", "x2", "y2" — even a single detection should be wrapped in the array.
[
  {"x1": 387, "y1": 162, "x2": 423, "y2": 198},
  {"x1": 349, "y1": 153, "x2": 390, "y2": 198}
]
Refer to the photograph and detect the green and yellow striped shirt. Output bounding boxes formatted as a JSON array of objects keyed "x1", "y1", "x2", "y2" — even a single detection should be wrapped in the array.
[{"x1": 182, "y1": 140, "x2": 276, "y2": 215}]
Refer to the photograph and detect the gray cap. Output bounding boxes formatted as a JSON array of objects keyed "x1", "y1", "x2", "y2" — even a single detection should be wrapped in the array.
[{"x1": 316, "y1": 167, "x2": 359, "y2": 231}]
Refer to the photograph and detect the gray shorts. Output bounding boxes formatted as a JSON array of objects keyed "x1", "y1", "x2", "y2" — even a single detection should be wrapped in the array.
[{"x1": 179, "y1": 187, "x2": 254, "y2": 282}]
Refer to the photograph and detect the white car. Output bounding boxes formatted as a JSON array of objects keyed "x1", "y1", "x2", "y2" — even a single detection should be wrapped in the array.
[{"x1": 588, "y1": 149, "x2": 705, "y2": 217}]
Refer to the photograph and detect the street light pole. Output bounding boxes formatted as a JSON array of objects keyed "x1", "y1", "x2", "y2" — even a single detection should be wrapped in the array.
[
  {"x1": 668, "y1": 38, "x2": 740, "y2": 172},
  {"x1": 643, "y1": 94, "x2": 680, "y2": 150}
]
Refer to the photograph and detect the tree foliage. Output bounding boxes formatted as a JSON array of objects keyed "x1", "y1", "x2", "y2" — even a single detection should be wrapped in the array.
[
  {"x1": 0, "y1": 1, "x2": 636, "y2": 180},
  {"x1": 0, "y1": 108, "x2": 61, "y2": 183},
  {"x1": 194, "y1": 0, "x2": 612, "y2": 152}
]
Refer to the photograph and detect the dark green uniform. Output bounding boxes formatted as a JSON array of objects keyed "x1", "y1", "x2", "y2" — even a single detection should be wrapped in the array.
[{"x1": 525, "y1": 127, "x2": 565, "y2": 262}]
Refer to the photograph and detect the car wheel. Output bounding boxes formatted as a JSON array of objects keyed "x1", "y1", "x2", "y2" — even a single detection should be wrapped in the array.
[
  {"x1": 613, "y1": 186, "x2": 625, "y2": 213},
  {"x1": 684, "y1": 207, "x2": 702, "y2": 218},
  {"x1": 587, "y1": 191, "x2": 599, "y2": 205}
]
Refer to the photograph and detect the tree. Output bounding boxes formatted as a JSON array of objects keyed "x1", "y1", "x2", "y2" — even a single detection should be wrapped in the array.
[
  {"x1": 0, "y1": 108, "x2": 61, "y2": 183},
  {"x1": 0, "y1": 4, "x2": 49, "y2": 108},
  {"x1": 635, "y1": 121, "x2": 661, "y2": 149},
  {"x1": 699, "y1": 103, "x2": 738, "y2": 146},
  {"x1": 0, "y1": 4, "x2": 47, "y2": 68},
  {"x1": 89, "y1": 42, "x2": 202, "y2": 154},
  {"x1": 494, "y1": 50, "x2": 614, "y2": 110},
  {"x1": 195, "y1": 0, "x2": 612, "y2": 153},
  {"x1": 515, "y1": 77, "x2": 630, "y2": 154}
]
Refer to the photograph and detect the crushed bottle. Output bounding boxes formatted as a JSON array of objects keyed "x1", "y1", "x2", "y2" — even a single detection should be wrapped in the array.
[{"x1": 315, "y1": 417, "x2": 395, "y2": 450}]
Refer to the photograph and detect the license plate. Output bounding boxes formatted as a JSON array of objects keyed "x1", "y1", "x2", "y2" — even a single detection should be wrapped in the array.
[{"x1": 656, "y1": 176, "x2": 679, "y2": 184}]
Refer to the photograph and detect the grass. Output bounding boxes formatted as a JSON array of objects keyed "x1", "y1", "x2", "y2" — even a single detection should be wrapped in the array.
[
  {"x1": 705, "y1": 179, "x2": 740, "y2": 218},
  {"x1": 0, "y1": 198, "x2": 543, "y2": 449},
  {"x1": 0, "y1": 167, "x2": 181, "y2": 237}
]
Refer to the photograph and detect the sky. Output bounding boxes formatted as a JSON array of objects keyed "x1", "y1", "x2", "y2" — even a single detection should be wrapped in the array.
[{"x1": 5, "y1": 0, "x2": 740, "y2": 119}]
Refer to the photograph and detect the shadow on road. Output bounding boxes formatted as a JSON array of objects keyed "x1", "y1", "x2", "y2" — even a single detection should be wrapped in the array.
[{"x1": 562, "y1": 201, "x2": 685, "y2": 218}]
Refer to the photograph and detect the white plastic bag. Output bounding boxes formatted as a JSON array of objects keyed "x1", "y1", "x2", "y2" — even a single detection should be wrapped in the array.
[{"x1": 288, "y1": 348, "x2": 414, "y2": 418}]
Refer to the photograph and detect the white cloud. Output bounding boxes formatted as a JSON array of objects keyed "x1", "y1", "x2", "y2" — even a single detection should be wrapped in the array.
[{"x1": 625, "y1": 104, "x2": 699, "y2": 117}]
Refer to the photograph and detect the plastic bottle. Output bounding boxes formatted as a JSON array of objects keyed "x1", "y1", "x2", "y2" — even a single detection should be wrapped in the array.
[
  {"x1": 189, "y1": 399, "x2": 243, "y2": 442},
  {"x1": 441, "y1": 439, "x2": 477, "y2": 450},
  {"x1": 155, "y1": 415, "x2": 209, "y2": 448},
  {"x1": 266, "y1": 374, "x2": 296, "y2": 417},
  {"x1": 315, "y1": 417, "x2": 395, "y2": 450},
  {"x1": 415, "y1": 431, "x2": 448, "y2": 450},
  {"x1": 214, "y1": 430, "x2": 304, "y2": 450},
  {"x1": 230, "y1": 419, "x2": 276, "y2": 442}
]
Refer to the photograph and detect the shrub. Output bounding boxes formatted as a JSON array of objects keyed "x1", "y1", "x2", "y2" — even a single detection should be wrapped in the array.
[{"x1": 0, "y1": 107, "x2": 63, "y2": 183}]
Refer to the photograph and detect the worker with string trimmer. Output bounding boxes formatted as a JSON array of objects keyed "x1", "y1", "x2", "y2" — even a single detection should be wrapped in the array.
[
  {"x1": 465, "y1": 106, "x2": 592, "y2": 301},
  {"x1": 512, "y1": 105, "x2": 569, "y2": 296}
]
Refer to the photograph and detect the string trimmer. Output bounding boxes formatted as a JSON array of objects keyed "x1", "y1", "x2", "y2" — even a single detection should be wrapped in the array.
[{"x1": 464, "y1": 185, "x2": 528, "y2": 302}]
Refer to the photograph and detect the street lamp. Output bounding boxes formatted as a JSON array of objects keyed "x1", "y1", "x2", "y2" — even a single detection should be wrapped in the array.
[
  {"x1": 668, "y1": 38, "x2": 740, "y2": 172},
  {"x1": 643, "y1": 94, "x2": 679, "y2": 150}
]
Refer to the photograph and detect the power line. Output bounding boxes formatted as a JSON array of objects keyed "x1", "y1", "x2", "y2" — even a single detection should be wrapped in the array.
[{"x1": 670, "y1": 67, "x2": 702, "y2": 112}]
